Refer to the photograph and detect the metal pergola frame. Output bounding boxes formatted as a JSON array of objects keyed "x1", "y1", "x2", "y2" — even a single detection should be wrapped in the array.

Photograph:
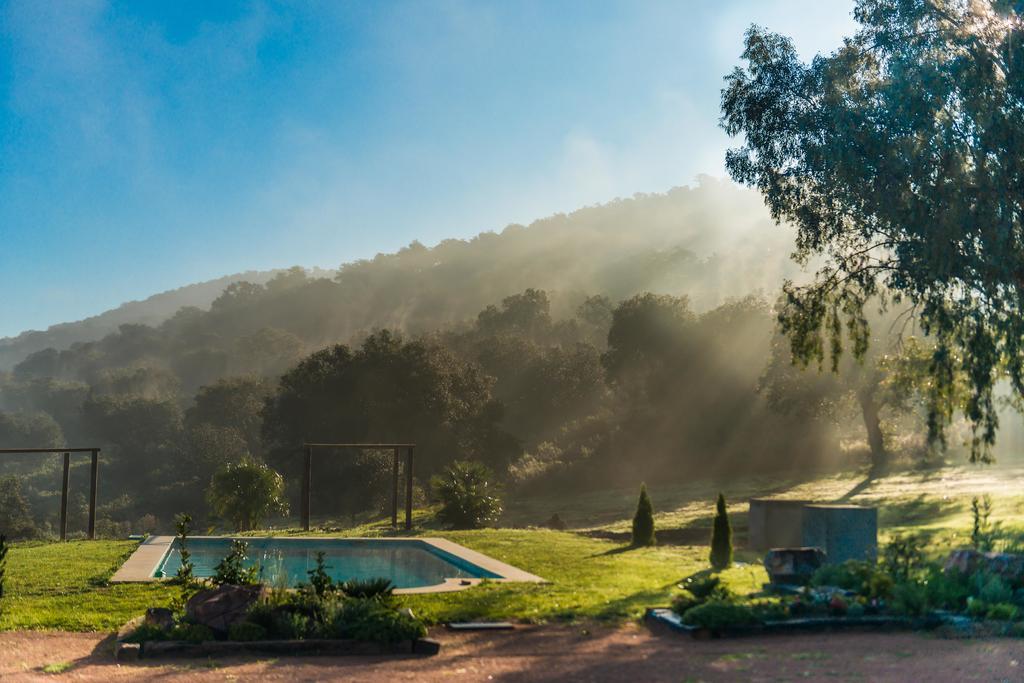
[
  {"x1": 0, "y1": 448, "x2": 101, "y2": 541},
  {"x1": 300, "y1": 443, "x2": 416, "y2": 531}
]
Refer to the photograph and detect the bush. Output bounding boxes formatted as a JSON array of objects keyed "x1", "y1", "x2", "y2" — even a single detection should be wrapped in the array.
[
  {"x1": 631, "y1": 484, "x2": 656, "y2": 547},
  {"x1": 124, "y1": 623, "x2": 171, "y2": 643},
  {"x1": 883, "y1": 534, "x2": 926, "y2": 582},
  {"x1": 212, "y1": 540, "x2": 259, "y2": 586},
  {"x1": 306, "y1": 551, "x2": 337, "y2": 598},
  {"x1": 811, "y1": 560, "x2": 893, "y2": 599},
  {"x1": 683, "y1": 574, "x2": 726, "y2": 600},
  {"x1": 671, "y1": 589, "x2": 700, "y2": 615},
  {"x1": 323, "y1": 598, "x2": 426, "y2": 643},
  {"x1": 891, "y1": 581, "x2": 928, "y2": 616},
  {"x1": 169, "y1": 623, "x2": 215, "y2": 643},
  {"x1": 431, "y1": 461, "x2": 502, "y2": 530},
  {"x1": 986, "y1": 602, "x2": 1019, "y2": 621},
  {"x1": 228, "y1": 621, "x2": 268, "y2": 642},
  {"x1": 207, "y1": 457, "x2": 288, "y2": 532},
  {"x1": 341, "y1": 577, "x2": 394, "y2": 601},
  {"x1": 173, "y1": 513, "x2": 194, "y2": 587},
  {"x1": 923, "y1": 565, "x2": 970, "y2": 610},
  {"x1": 709, "y1": 493, "x2": 732, "y2": 570},
  {"x1": 681, "y1": 600, "x2": 758, "y2": 630},
  {"x1": 977, "y1": 574, "x2": 1014, "y2": 606}
]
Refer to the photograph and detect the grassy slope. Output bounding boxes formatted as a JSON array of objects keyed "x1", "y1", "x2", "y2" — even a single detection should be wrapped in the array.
[{"x1": 3, "y1": 464, "x2": 1023, "y2": 631}]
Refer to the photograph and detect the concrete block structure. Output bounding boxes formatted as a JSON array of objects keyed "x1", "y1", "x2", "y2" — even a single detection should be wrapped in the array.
[
  {"x1": 748, "y1": 499, "x2": 812, "y2": 551},
  {"x1": 748, "y1": 499, "x2": 878, "y2": 564}
]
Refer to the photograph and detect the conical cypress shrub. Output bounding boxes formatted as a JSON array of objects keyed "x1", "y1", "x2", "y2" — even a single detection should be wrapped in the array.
[
  {"x1": 631, "y1": 484, "x2": 656, "y2": 546},
  {"x1": 709, "y1": 493, "x2": 732, "y2": 570}
]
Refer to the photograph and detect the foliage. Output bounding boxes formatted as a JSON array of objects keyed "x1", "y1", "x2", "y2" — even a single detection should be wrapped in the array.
[
  {"x1": 709, "y1": 493, "x2": 732, "y2": 570},
  {"x1": 882, "y1": 533, "x2": 926, "y2": 583},
  {"x1": 341, "y1": 577, "x2": 394, "y2": 601},
  {"x1": 321, "y1": 597, "x2": 427, "y2": 643},
  {"x1": 972, "y1": 495, "x2": 996, "y2": 552},
  {"x1": 671, "y1": 589, "x2": 700, "y2": 615},
  {"x1": 227, "y1": 621, "x2": 267, "y2": 642},
  {"x1": 721, "y1": 0, "x2": 1024, "y2": 459},
  {"x1": 681, "y1": 599, "x2": 759, "y2": 630},
  {"x1": 811, "y1": 560, "x2": 893, "y2": 600},
  {"x1": 169, "y1": 622, "x2": 215, "y2": 643},
  {"x1": 306, "y1": 551, "x2": 337, "y2": 598},
  {"x1": 630, "y1": 484, "x2": 656, "y2": 547},
  {"x1": 985, "y1": 602, "x2": 1019, "y2": 622},
  {"x1": 431, "y1": 461, "x2": 503, "y2": 530},
  {"x1": 0, "y1": 477, "x2": 37, "y2": 540},
  {"x1": 890, "y1": 581, "x2": 928, "y2": 617},
  {"x1": 211, "y1": 540, "x2": 259, "y2": 586},
  {"x1": 683, "y1": 574, "x2": 725, "y2": 601},
  {"x1": 206, "y1": 457, "x2": 288, "y2": 532},
  {"x1": 173, "y1": 513, "x2": 194, "y2": 587}
]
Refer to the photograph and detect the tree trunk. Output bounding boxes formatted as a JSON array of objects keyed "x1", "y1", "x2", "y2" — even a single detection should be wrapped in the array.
[{"x1": 858, "y1": 389, "x2": 887, "y2": 476}]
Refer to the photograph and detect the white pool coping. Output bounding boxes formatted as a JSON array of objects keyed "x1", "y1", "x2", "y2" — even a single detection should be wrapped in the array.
[{"x1": 110, "y1": 535, "x2": 545, "y2": 594}]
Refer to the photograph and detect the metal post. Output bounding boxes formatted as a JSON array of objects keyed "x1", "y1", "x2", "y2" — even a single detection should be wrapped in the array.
[
  {"x1": 87, "y1": 450, "x2": 99, "y2": 540},
  {"x1": 405, "y1": 446, "x2": 414, "y2": 530},
  {"x1": 301, "y1": 446, "x2": 312, "y2": 531},
  {"x1": 59, "y1": 452, "x2": 70, "y2": 541},
  {"x1": 392, "y1": 448, "x2": 400, "y2": 528}
]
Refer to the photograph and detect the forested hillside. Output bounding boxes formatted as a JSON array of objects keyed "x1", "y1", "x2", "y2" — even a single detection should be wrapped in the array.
[{"x1": 0, "y1": 179, "x2": 945, "y2": 537}]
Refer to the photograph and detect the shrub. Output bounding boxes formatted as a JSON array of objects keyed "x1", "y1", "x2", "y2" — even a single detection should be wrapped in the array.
[
  {"x1": 306, "y1": 551, "x2": 337, "y2": 598},
  {"x1": 671, "y1": 589, "x2": 700, "y2": 615},
  {"x1": 709, "y1": 493, "x2": 732, "y2": 571},
  {"x1": 323, "y1": 598, "x2": 426, "y2": 643},
  {"x1": 891, "y1": 581, "x2": 928, "y2": 616},
  {"x1": 971, "y1": 495, "x2": 995, "y2": 552},
  {"x1": 0, "y1": 476, "x2": 38, "y2": 540},
  {"x1": 169, "y1": 623, "x2": 215, "y2": 643},
  {"x1": 228, "y1": 621, "x2": 268, "y2": 642},
  {"x1": 631, "y1": 484, "x2": 656, "y2": 547},
  {"x1": 883, "y1": 534, "x2": 926, "y2": 582},
  {"x1": 173, "y1": 513, "x2": 194, "y2": 587},
  {"x1": 923, "y1": 565, "x2": 970, "y2": 610},
  {"x1": 977, "y1": 573, "x2": 1014, "y2": 606},
  {"x1": 431, "y1": 461, "x2": 502, "y2": 530},
  {"x1": 683, "y1": 574, "x2": 726, "y2": 601},
  {"x1": 986, "y1": 602, "x2": 1019, "y2": 621},
  {"x1": 212, "y1": 540, "x2": 259, "y2": 586},
  {"x1": 124, "y1": 623, "x2": 170, "y2": 643},
  {"x1": 811, "y1": 560, "x2": 893, "y2": 599},
  {"x1": 681, "y1": 600, "x2": 758, "y2": 630},
  {"x1": 206, "y1": 457, "x2": 288, "y2": 532},
  {"x1": 341, "y1": 577, "x2": 394, "y2": 601}
]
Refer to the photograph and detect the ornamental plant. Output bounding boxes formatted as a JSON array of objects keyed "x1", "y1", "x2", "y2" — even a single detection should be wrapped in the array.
[
  {"x1": 631, "y1": 484, "x2": 656, "y2": 547},
  {"x1": 709, "y1": 493, "x2": 732, "y2": 570},
  {"x1": 431, "y1": 460, "x2": 502, "y2": 530}
]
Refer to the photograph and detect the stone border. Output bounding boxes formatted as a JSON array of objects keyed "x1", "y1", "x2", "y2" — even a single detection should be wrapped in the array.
[
  {"x1": 111, "y1": 535, "x2": 545, "y2": 593},
  {"x1": 645, "y1": 607, "x2": 920, "y2": 639}
]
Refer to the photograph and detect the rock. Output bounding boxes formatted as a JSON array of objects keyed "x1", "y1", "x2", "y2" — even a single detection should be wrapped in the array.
[
  {"x1": 944, "y1": 549, "x2": 1024, "y2": 580},
  {"x1": 185, "y1": 584, "x2": 267, "y2": 635},
  {"x1": 763, "y1": 547, "x2": 826, "y2": 585},
  {"x1": 116, "y1": 615, "x2": 145, "y2": 643},
  {"x1": 145, "y1": 607, "x2": 174, "y2": 631},
  {"x1": 115, "y1": 642, "x2": 141, "y2": 662}
]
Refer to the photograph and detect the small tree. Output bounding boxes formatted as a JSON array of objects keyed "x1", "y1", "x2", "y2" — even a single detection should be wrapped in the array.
[
  {"x1": 631, "y1": 484, "x2": 656, "y2": 547},
  {"x1": 207, "y1": 457, "x2": 288, "y2": 532},
  {"x1": 709, "y1": 493, "x2": 732, "y2": 570},
  {"x1": 431, "y1": 460, "x2": 502, "y2": 530},
  {"x1": 174, "y1": 513, "x2": 195, "y2": 586},
  {"x1": 212, "y1": 539, "x2": 259, "y2": 586}
]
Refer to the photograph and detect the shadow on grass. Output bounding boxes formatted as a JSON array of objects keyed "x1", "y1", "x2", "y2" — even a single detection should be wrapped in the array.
[
  {"x1": 838, "y1": 476, "x2": 875, "y2": 502},
  {"x1": 878, "y1": 494, "x2": 961, "y2": 528}
]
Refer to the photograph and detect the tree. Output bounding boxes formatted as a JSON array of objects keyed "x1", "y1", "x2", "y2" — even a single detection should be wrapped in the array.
[
  {"x1": 262, "y1": 331, "x2": 518, "y2": 518},
  {"x1": 186, "y1": 376, "x2": 273, "y2": 455},
  {"x1": 721, "y1": 1, "x2": 1024, "y2": 459},
  {"x1": 709, "y1": 493, "x2": 732, "y2": 570},
  {"x1": 431, "y1": 460, "x2": 503, "y2": 529},
  {"x1": 0, "y1": 477, "x2": 36, "y2": 540},
  {"x1": 631, "y1": 483, "x2": 656, "y2": 546},
  {"x1": 206, "y1": 457, "x2": 288, "y2": 531}
]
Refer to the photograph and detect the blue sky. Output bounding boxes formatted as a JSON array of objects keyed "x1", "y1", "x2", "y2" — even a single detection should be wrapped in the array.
[{"x1": 0, "y1": 0, "x2": 857, "y2": 338}]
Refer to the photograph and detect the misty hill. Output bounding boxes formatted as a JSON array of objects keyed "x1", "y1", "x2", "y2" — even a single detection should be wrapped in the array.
[
  {"x1": 2, "y1": 178, "x2": 803, "y2": 379},
  {"x1": 0, "y1": 268, "x2": 336, "y2": 372}
]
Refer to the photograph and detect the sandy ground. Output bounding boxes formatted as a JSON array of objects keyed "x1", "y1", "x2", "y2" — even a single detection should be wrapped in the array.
[{"x1": 3, "y1": 624, "x2": 1024, "y2": 682}]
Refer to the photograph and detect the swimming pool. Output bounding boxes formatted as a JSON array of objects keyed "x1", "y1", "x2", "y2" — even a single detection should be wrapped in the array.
[{"x1": 112, "y1": 536, "x2": 544, "y2": 593}]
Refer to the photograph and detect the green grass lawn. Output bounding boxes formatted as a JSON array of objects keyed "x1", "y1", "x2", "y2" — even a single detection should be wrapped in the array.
[{"x1": 3, "y1": 463, "x2": 1023, "y2": 632}]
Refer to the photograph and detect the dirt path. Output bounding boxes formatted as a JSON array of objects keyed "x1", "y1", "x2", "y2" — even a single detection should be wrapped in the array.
[{"x1": 3, "y1": 624, "x2": 1024, "y2": 682}]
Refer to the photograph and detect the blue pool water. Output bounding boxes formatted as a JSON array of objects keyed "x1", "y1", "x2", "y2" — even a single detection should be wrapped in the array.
[{"x1": 156, "y1": 538, "x2": 500, "y2": 589}]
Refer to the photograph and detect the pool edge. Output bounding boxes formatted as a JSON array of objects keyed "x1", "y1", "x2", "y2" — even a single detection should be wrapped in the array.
[{"x1": 109, "y1": 535, "x2": 545, "y2": 593}]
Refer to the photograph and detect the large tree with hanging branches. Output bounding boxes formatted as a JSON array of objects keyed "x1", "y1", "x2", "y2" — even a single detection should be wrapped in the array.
[{"x1": 721, "y1": 0, "x2": 1024, "y2": 460}]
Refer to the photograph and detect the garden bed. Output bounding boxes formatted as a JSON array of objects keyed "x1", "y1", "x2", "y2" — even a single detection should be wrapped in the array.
[
  {"x1": 646, "y1": 607, "x2": 921, "y2": 639},
  {"x1": 128, "y1": 636, "x2": 441, "y2": 658}
]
